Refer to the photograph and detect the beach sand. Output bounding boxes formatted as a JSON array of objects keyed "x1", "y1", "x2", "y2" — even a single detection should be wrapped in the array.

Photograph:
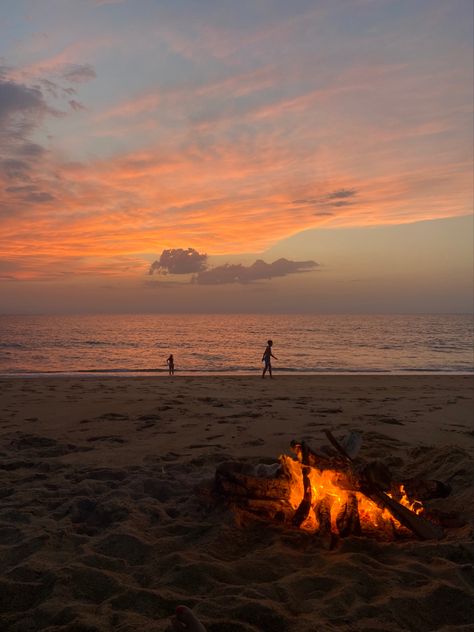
[{"x1": 0, "y1": 375, "x2": 473, "y2": 631}]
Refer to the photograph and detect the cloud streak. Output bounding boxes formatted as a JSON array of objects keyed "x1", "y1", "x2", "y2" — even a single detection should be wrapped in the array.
[
  {"x1": 61, "y1": 63, "x2": 96, "y2": 83},
  {"x1": 192, "y1": 258, "x2": 318, "y2": 284}
]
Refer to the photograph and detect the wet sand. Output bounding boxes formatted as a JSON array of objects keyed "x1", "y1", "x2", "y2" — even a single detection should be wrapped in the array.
[{"x1": 0, "y1": 376, "x2": 473, "y2": 631}]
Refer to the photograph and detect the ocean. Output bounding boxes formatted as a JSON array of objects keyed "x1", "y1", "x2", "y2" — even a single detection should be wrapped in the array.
[{"x1": 0, "y1": 314, "x2": 472, "y2": 376}]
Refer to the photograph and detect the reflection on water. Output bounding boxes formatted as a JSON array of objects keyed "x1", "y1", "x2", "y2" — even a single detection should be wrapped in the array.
[{"x1": 0, "y1": 314, "x2": 472, "y2": 375}]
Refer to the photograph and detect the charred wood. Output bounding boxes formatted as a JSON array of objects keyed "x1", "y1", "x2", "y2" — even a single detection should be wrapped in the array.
[
  {"x1": 336, "y1": 493, "x2": 361, "y2": 537},
  {"x1": 401, "y1": 478, "x2": 451, "y2": 501}
]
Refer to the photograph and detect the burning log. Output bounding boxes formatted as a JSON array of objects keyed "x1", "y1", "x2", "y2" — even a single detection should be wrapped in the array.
[
  {"x1": 291, "y1": 442, "x2": 313, "y2": 528},
  {"x1": 214, "y1": 432, "x2": 450, "y2": 542},
  {"x1": 335, "y1": 493, "x2": 361, "y2": 537},
  {"x1": 323, "y1": 429, "x2": 444, "y2": 541},
  {"x1": 315, "y1": 495, "x2": 334, "y2": 550}
]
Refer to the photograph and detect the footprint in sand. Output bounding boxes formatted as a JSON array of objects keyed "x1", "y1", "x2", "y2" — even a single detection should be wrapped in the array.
[
  {"x1": 243, "y1": 438, "x2": 265, "y2": 447},
  {"x1": 71, "y1": 497, "x2": 129, "y2": 527},
  {"x1": 1, "y1": 535, "x2": 48, "y2": 572},
  {"x1": 93, "y1": 532, "x2": 152, "y2": 566},
  {"x1": 86, "y1": 435, "x2": 126, "y2": 444},
  {"x1": 56, "y1": 565, "x2": 119, "y2": 606},
  {"x1": 109, "y1": 587, "x2": 172, "y2": 618},
  {"x1": 81, "y1": 553, "x2": 127, "y2": 574},
  {"x1": 137, "y1": 414, "x2": 161, "y2": 422},
  {"x1": 0, "y1": 575, "x2": 54, "y2": 614},
  {"x1": 137, "y1": 423, "x2": 155, "y2": 431},
  {"x1": 98, "y1": 413, "x2": 129, "y2": 421},
  {"x1": 227, "y1": 411, "x2": 262, "y2": 419},
  {"x1": 9, "y1": 433, "x2": 92, "y2": 457},
  {"x1": 143, "y1": 478, "x2": 173, "y2": 502},
  {"x1": 188, "y1": 443, "x2": 224, "y2": 449},
  {"x1": 0, "y1": 525, "x2": 23, "y2": 545}
]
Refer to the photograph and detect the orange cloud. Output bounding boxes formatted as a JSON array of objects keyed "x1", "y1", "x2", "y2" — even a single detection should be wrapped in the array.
[
  {"x1": 1, "y1": 3, "x2": 472, "y2": 281},
  {"x1": 1, "y1": 129, "x2": 470, "y2": 282}
]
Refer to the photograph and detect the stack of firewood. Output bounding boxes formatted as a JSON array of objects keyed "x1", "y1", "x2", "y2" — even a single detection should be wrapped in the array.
[{"x1": 214, "y1": 431, "x2": 456, "y2": 543}]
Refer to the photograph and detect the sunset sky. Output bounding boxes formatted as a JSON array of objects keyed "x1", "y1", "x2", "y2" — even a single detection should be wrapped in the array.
[{"x1": 1, "y1": 0, "x2": 472, "y2": 313}]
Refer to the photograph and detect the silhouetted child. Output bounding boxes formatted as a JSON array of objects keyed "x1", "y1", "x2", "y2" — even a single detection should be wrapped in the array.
[
  {"x1": 167, "y1": 354, "x2": 175, "y2": 375},
  {"x1": 262, "y1": 340, "x2": 277, "y2": 378}
]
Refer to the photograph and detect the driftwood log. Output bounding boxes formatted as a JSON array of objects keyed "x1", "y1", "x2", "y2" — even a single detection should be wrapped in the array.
[{"x1": 215, "y1": 432, "x2": 449, "y2": 542}]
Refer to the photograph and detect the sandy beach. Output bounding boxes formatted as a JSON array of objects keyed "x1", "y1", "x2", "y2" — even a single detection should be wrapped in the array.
[{"x1": 0, "y1": 375, "x2": 473, "y2": 631}]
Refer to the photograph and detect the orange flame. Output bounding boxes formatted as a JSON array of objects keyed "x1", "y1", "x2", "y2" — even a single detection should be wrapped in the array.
[{"x1": 280, "y1": 455, "x2": 424, "y2": 535}]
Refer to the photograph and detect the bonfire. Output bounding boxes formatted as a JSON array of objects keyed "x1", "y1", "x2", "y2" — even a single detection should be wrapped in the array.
[{"x1": 214, "y1": 430, "x2": 456, "y2": 544}]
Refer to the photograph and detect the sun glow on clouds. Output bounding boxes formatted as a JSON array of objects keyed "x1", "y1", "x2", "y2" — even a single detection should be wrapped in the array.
[{"x1": 0, "y1": 0, "x2": 472, "y2": 281}]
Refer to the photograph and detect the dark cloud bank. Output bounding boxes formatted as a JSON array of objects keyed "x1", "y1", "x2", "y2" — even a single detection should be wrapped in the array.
[
  {"x1": 149, "y1": 248, "x2": 208, "y2": 275},
  {"x1": 0, "y1": 77, "x2": 48, "y2": 125},
  {"x1": 149, "y1": 248, "x2": 318, "y2": 284},
  {"x1": 0, "y1": 66, "x2": 94, "y2": 204},
  {"x1": 193, "y1": 258, "x2": 318, "y2": 284},
  {"x1": 0, "y1": 73, "x2": 52, "y2": 202}
]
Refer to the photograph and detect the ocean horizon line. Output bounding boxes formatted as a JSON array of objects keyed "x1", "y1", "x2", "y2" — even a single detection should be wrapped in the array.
[{"x1": 1, "y1": 311, "x2": 473, "y2": 317}]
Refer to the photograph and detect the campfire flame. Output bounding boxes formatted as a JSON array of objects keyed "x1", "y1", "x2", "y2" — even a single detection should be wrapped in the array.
[
  {"x1": 215, "y1": 436, "x2": 445, "y2": 541},
  {"x1": 395, "y1": 484, "x2": 424, "y2": 515},
  {"x1": 281, "y1": 455, "x2": 424, "y2": 535}
]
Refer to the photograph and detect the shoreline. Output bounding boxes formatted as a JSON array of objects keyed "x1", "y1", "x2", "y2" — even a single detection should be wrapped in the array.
[{"x1": 1, "y1": 370, "x2": 473, "y2": 377}]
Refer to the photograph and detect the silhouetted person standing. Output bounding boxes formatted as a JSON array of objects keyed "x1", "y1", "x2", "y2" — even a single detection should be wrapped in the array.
[
  {"x1": 262, "y1": 340, "x2": 277, "y2": 378},
  {"x1": 167, "y1": 354, "x2": 175, "y2": 375}
]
